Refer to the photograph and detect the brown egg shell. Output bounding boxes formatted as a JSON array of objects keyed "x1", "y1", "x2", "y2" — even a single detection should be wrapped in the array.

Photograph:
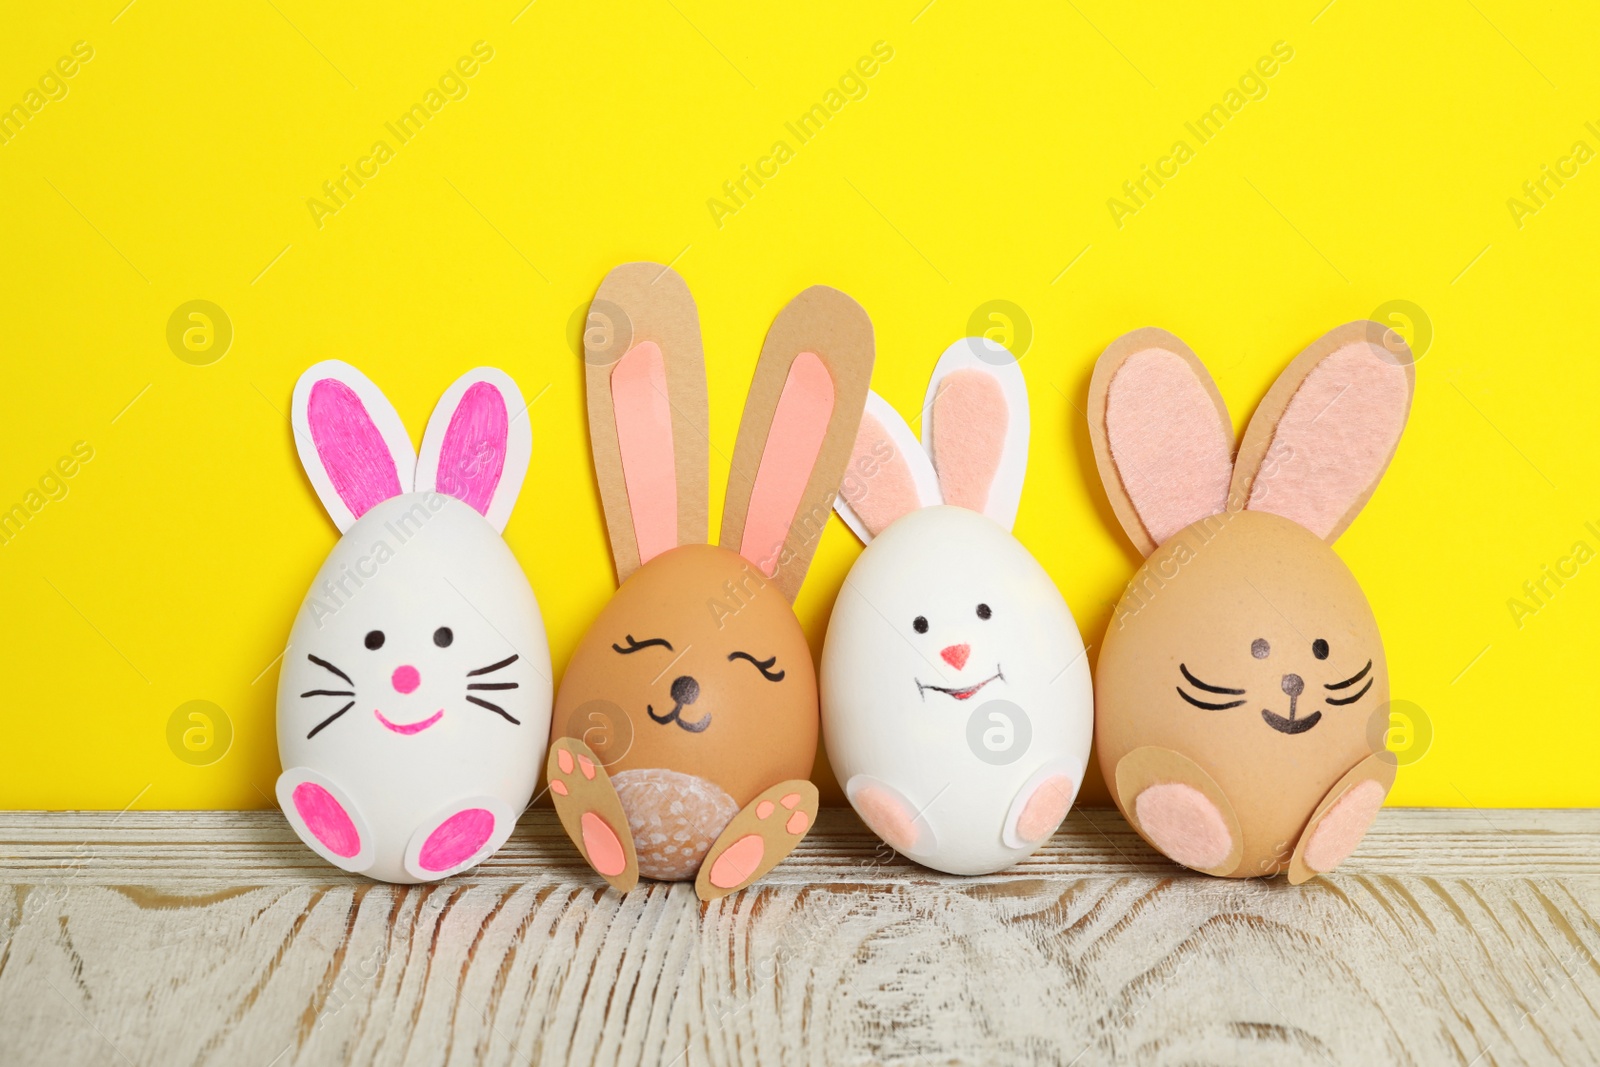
[
  {"x1": 1095, "y1": 510, "x2": 1392, "y2": 877},
  {"x1": 552, "y1": 543, "x2": 818, "y2": 808}
]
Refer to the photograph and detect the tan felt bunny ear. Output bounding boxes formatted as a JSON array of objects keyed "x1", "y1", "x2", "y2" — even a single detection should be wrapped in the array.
[
  {"x1": 1088, "y1": 328, "x2": 1235, "y2": 557},
  {"x1": 583, "y1": 262, "x2": 709, "y2": 586},
  {"x1": 721, "y1": 285, "x2": 875, "y2": 601},
  {"x1": 1232, "y1": 321, "x2": 1414, "y2": 544}
]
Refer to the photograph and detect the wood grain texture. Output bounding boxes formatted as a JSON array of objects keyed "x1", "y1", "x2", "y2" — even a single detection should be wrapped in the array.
[{"x1": 2, "y1": 809, "x2": 1599, "y2": 1066}]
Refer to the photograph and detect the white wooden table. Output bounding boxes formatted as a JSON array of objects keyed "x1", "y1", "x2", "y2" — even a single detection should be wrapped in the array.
[{"x1": 1, "y1": 808, "x2": 1596, "y2": 1066}]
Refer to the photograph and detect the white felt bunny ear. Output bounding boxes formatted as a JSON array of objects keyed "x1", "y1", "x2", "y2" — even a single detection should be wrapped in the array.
[
  {"x1": 922, "y1": 338, "x2": 1030, "y2": 533},
  {"x1": 835, "y1": 391, "x2": 941, "y2": 543},
  {"x1": 292, "y1": 361, "x2": 417, "y2": 533},
  {"x1": 415, "y1": 367, "x2": 532, "y2": 534}
]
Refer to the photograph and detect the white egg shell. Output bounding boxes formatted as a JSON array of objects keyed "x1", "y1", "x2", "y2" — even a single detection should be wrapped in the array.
[
  {"x1": 821, "y1": 505, "x2": 1092, "y2": 875},
  {"x1": 277, "y1": 493, "x2": 552, "y2": 883}
]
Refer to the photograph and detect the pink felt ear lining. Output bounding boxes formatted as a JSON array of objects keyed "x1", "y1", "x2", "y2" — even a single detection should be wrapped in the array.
[
  {"x1": 307, "y1": 378, "x2": 404, "y2": 521},
  {"x1": 932, "y1": 368, "x2": 1007, "y2": 514},
  {"x1": 1245, "y1": 342, "x2": 1408, "y2": 539},
  {"x1": 611, "y1": 341, "x2": 679, "y2": 567},
  {"x1": 841, "y1": 413, "x2": 922, "y2": 536},
  {"x1": 739, "y1": 351, "x2": 835, "y2": 574},
  {"x1": 1105, "y1": 349, "x2": 1233, "y2": 546},
  {"x1": 434, "y1": 381, "x2": 508, "y2": 518}
]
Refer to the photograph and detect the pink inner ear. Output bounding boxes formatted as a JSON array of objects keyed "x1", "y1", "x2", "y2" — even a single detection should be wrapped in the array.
[
  {"x1": 841, "y1": 413, "x2": 922, "y2": 536},
  {"x1": 307, "y1": 378, "x2": 404, "y2": 521},
  {"x1": 434, "y1": 381, "x2": 508, "y2": 517},
  {"x1": 1246, "y1": 342, "x2": 1409, "y2": 539},
  {"x1": 612, "y1": 341, "x2": 678, "y2": 566},
  {"x1": 1105, "y1": 349, "x2": 1233, "y2": 546},
  {"x1": 932, "y1": 368, "x2": 1007, "y2": 514},
  {"x1": 738, "y1": 351, "x2": 835, "y2": 575}
]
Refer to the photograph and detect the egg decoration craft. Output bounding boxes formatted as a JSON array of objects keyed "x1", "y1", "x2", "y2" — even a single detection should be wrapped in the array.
[
  {"x1": 275, "y1": 362, "x2": 552, "y2": 883},
  {"x1": 820, "y1": 339, "x2": 1093, "y2": 875},
  {"x1": 547, "y1": 262, "x2": 875, "y2": 901},
  {"x1": 1087, "y1": 322, "x2": 1413, "y2": 883}
]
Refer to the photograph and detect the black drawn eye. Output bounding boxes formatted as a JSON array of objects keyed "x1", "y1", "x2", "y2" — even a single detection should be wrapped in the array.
[
  {"x1": 1251, "y1": 638, "x2": 1270, "y2": 659},
  {"x1": 365, "y1": 630, "x2": 385, "y2": 650},
  {"x1": 1312, "y1": 638, "x2": 1329, "y2": 660},
  {"x1": 434, "y1": 627, "x2": 454, "y2": 648},
  {"x1": 728, "y1": 651, "x2": 785, "y2": 682},
  {"x1": 976, "y1": 603, "x2": 992, "y2": 620},
  {"x1": 613, "y1": 634, "x2": 673, "y2": 654},
  {"x1": 913, "y1": 616, "x2": 929, "y2": 634}
]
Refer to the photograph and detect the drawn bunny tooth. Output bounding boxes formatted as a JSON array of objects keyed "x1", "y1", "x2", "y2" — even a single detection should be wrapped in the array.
[
  {"x1": 1087, "y1": 322, "x2": 1413, "y2": 882},
  {"x1": 822, "y1": 338, "x2": 1095, "y2": 876},
  {"x1": 547, "y1": 263, "x2": 874, "y2": 901},
  {"x1": 275, "y1": 361, "x2": 551, "y2": 884}
]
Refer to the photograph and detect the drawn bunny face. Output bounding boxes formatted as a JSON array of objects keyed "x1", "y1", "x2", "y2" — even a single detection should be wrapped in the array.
[
  {"x1": 276, "y1": 362, "x2": 551, "y2": 884},
  {"x1": 1088, "y1": 323, "x2": 1413, "y2": 882},
  {"x1": 548, "y1": 263, "x2": 874, "y2": 892},
  {"x1": 822, "y1": 340, "x2": 1093, "y2": 876}
]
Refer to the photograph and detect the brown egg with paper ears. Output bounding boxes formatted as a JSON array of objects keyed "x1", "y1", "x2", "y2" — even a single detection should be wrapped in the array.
[
  {"x1": 546, "y1": 262, "x2": 874, "y2": 902},
  {"x1": 1087, "y1": 322, "x2": 1413, "y2": 883}
]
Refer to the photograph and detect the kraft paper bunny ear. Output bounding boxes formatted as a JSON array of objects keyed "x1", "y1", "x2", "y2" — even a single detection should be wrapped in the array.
[
  {"x1": 922, "y1": 338, "x2": 1030, "y2": 532},
  {"x1": 835, "y1": 391, "x2": 940, "y2": 542},
  {"x1": 414, "y1": 367, "x2": 532, "y2": 534},
  {"x1": 582, "y1": 262, "x2": 710, "y2": 585},
  {"x1": 1231, "y1": 320, "x2": 1414, "y2": 544},
  {"x1": 720, "y1": 285, "x2": 874, "y2": 601},
  {"x1": 292, "y1": 360, "x2": 418, "y2": 533},
  {"x1": 1088, "y1": 328, "x2": 1235, "y2": 558}
]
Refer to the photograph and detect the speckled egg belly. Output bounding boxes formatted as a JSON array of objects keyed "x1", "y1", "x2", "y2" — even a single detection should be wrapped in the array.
[{"x1": 611, "y1": 768, "x2": 740, "y2": 880}]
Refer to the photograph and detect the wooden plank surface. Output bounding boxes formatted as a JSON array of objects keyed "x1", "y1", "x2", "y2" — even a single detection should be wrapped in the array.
[{"x1": 1, "y1": 809, "x2": 1598, "y2": 1066}]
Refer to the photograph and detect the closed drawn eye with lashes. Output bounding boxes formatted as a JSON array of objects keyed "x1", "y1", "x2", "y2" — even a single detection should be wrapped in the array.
[
  {"x1": 613, "y1": 634, "x2": 673, "y2": 655},
  {"x1": 727, "y1": 650, "x2": 785, "y2": 682}
]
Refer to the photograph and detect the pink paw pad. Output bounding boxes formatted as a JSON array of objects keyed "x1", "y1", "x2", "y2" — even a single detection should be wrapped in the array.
[
  {"x1": 580, "y1": 812, "x2": 627, "y2": 877},
  {"x1": 1016, "y1": 775, "x2": 1075, "y2": 842},
  {"x1": 557, "y1": 748, "x2": 574, "y2": 775},
  {"x1": 293, "y1": 782, "x2": 361, "y2": 859},
  {"x1": 1134, "y1": 783, "x2": 1232, "y2": 871},
  {"x1": 577, "y1": 755, "x2": 595, "y2": 780},
  {"x1": 708, "y1": 834, "x2": 765, "y2": 889},
  {"x1": 418, "y1": 808, "x2": 495, "y2": 872},
  {"x1": 1304, "y1": 780, "x2": 1386, "y2": 873},
  {"x1": 854, "y1": 785, "x2": 920, "y2": 854},
  {"x1": 550, "y1": 779, "x2": 568, "y2": 796},
  {"x1": 756, "y1": 800, "x2": 775, "y2": 819}
]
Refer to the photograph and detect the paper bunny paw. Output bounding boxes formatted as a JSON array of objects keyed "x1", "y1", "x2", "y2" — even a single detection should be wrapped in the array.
[{"x1": 695, "y1": 780, "x2": 819, "y2": 901}]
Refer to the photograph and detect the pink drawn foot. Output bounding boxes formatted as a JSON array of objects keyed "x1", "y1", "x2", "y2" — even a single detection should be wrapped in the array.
[
  {"x1": 1134, "y1": 782, "x2": 1235, "y2": 872},
  {"x1": 846, "y1": 776, "x2": 935, "y2": 857},
  {"x1": 276, "y1": 769, "x2": 373, "y2": 873},
  {"x1": 399, "y1": 794, "x2": 519, "y2": 882},
  {"x1": 1302, "y1": 779, "x2": 1387, "y2": 875},
  {"x1": 695, "y1": 780, "x2": 819, "y2": 902},
  {"x1": 546, "y1": 737, "x2": 638, "y2": 892},
  {"x1": 1014, "y1": 775, "x2": 1076, "y2": 844}
]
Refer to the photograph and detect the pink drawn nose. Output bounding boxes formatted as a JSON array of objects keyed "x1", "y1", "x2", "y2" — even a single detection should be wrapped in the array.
[
  {"x1": 391, "y1": 665, "x2": 421, "y2": 694},
  {"x1": 941, "y1": 644, "x2": 970, "y2": 670}
]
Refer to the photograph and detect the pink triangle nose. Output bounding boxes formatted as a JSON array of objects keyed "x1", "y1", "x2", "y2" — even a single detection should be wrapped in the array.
[
  {"x1": 391, "y1": 665, "x2": 421, "y2": 694},
  {"x1": 941, "y1": 644, "x2": 970, "y2": 670}
]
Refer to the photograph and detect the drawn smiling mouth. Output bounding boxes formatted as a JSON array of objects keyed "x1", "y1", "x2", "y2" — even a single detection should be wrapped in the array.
[
  {"x1": 647, "y1": 702, "x2": 712, "y2": 732},
  {"x1": 374, "y1": 708, "x2": 444, "y2": 735},
  {"x1": 916, "y1": 667, "x2": 1005, "y2": 702},
  {"x1": 1261, "y1": 707, "x2": 1322, "y2": 735}
]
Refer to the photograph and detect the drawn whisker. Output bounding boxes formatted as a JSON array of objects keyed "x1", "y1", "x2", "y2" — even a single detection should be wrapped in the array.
[
  {"x1": 308, "y1": 654, "x2": 353, "y2": 686},
  {"x1": 467, "y1": 682, "x2": 518, "y2": 691},
  {"x1": 1177, "y1": 687, "x2": 1247, "y2": 711},
  {"x1": 301, "y1": 689, "x2": 354, "y2": 698},
  {"x1": 466, "y1": 695, "x2": 522, "y2": 725},
  {"x1": 468, "y1": 654, "x2": 519, "y2": 677},
  {"x1": 307, "y1": 701, "x2": 354, "y2": 739},
  {"x1": 1179, "y1": 663, "x2": 1245, "y2": 695},
  {"x1": 1325, "y1": 678, "x2": 1373, "y2": 706},
  {"x1": 1325, "y1": 659, "x2": 1373, "y2": 690}
]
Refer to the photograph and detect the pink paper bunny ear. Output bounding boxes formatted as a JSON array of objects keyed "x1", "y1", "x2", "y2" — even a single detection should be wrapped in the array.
[
  {"x1": 1088, "y1": 329, "x2": 1234, "y2": 557},
  {"x1": 923, "y1": 339, "x2": 1030, "y2": 532},
  {"x1": 836, "y1": 391, "x2": 940, "y2": 542},
  {"x1": 415, "y1": 368, "x2": 532, "y2": 534},
  {"x1": 292, "y1": 361, "x2": 417, "y2": 533},
  {"x1": 1232, "y1": 322, "x2": 1414, "y2": 543}
]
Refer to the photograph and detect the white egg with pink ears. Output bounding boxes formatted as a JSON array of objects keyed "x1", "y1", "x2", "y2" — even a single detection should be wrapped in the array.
[
  {"x1": 275, "y1": 361, "x2": 552, "y2": 884},
  {"x1": 822, "y1": 339, "x2": 1093, "y2": 876}
]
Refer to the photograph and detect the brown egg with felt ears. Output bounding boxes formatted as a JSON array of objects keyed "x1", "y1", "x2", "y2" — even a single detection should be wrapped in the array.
[
  {"x1": 1087, "y1": 322, "x2": 1413, "y2": 883},
  {"x1": 547, "y1": 262, "x2": 874, "y2": 901}
]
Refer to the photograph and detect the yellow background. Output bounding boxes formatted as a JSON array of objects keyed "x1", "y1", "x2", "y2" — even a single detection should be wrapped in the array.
[{"x1": 2, "y1": 1, "x2": 1594, "y2": 810}]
